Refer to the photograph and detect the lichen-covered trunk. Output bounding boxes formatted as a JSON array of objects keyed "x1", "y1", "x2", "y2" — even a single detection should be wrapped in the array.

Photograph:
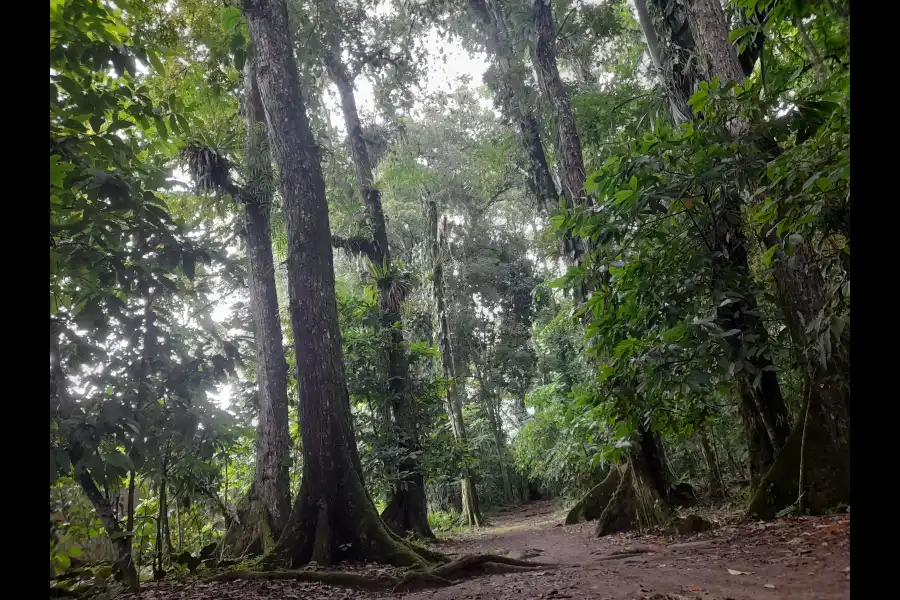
[
  {"x1": 635, "y1": 0, "x2": 695, "y2": 124},
  {"x1": 428, "y1": 200, "x2": 485, "y2": 527},
  {"x1": 244, "y1": 0, "x2": 423, "y2": 567},
  {"x1": 751, "y1": 240, "x2": 850, "y2": 513},
  {"x1": 222, "y1": 60, "x2": 292, "y2": 557},
  {"x1": 530, "y1": 0, "x2": 592, "y2": 291},
  {"x1": 324, "y1": 40, "x2": 432, "y2": 539},
  {"x1": 531, "y1": 0, "x2": 587, "y2": 208}
]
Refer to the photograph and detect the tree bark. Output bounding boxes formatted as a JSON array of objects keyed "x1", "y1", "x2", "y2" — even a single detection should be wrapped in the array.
[
  {"x1": 221, "y1": 60, "x2": 292, "y2": 558},
  {"x1": 636, "y1": 427, "x2": 670, "y2": 503},
  {"x1": 323, "y1": 34, "x2": 433, "y2": 540},
  {"x1": 531, "y1": 0, "x2": 588, "y2": 209},
  {"x1": 529, "y1": 0, "x2": 594, "y2": 297},
  {"x1": 482, "y1": 384, "x2": 514, "y2": 504},
  {"x1": 242, "y1": 0, "x2": 424, "y2": 567},
  {"x1": 637, "y1": 0, "x2": 792, "y2": 479},
  {"x1": 684, "y1": 0, "x2": 848, "y2": 513},
  {"x1": 467, "y1": 0, "x2": 558, "y2": 215},
  {"x1": 698, "y1": 430, "x2": 724, "y2": 497},
  {"x1": 428, "y1": 200, "x2": 485, "y2": 528}
]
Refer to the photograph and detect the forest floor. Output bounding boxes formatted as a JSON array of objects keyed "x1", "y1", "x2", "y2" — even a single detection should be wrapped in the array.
[{"x1": 121, "y1": 500, "x2": 850, "y2": 600}]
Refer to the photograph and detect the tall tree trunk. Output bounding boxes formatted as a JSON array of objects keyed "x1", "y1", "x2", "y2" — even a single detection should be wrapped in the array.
[
  {"x1": 531, "y1": 0, "x2": 587, "y2": 209},
  {"x1": 530, "y1": 0, "x2": 593, "y2": 296},
  {"x1": 222, "y1": 60, "x2": 293, "y2": 558},
  {"x1": 428, "y1": 200, "x2": 485, "y2": 527},
  {"x1": 467, "y1": 0, "x2": 558, "y2": 215},
  {"x1": 243, "y1": 0, "x2": 424, "y2": 567},
  {"x1": 685, "y1": 0, "x2": 849, "y2": 514},
  {"x1": 324, "y1": 35, "x2": 432, "y2": 540}
]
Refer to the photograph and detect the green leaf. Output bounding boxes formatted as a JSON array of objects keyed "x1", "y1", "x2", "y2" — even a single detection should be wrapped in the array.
[
  {"x1": 612, "y1": 189, "x2": 634, "y2": 205},
  {"x1": 728, "y1": 25, "x2": 756, "y2": 44},
  {"x1": 688, "y1": 89, "x2": 708, "y2": 110},
  {"x1": 68, "y1": 546, "x2": 83, "y2": 558},
  {"x1": 146, "y1": 50, "x2": 166, "y2": 75},
  {"x1": 662, "y1": 325, "x2": 687, "y2": 343},
  {"x1": 50, "y1": 155, "x2": 74, "y2": 188},
  {"x1": 102, "y1": 451, "x2": 134, "y2": 471},
  {"x1": 762, "y1": 244, "x2": 777, "y2": 266},
  {"x1": 153, "y1": 115, "x2": 169, "y2": 139},
  {"x1": 221, "y1": 6, "x2": 242, "y2": 32},
  {"x1": 107, "y1": 120, "x2": 134, "y2": 134}
]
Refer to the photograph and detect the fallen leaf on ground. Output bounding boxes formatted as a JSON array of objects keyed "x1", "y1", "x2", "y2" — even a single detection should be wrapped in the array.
[
  {"x1": 816, "y1": 524, "x2": 844, "y2": 534},
  {"x1": 726, "y1": 569, "x2": 750, "y2": 575},
  {"x1": 764, "y1": 583, "x2": 776, "y2": 589},
  {"x1": 689, "y1": 586, "x2": 703, "y2": 591}
]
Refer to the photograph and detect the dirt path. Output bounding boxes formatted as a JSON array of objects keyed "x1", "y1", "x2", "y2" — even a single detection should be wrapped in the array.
[
  {"x1": 413, "y1": 500, "x2": 850, "y2": 600},
  {"x1": 122, "y1": 501, "x2": 849, "y2": 600}
]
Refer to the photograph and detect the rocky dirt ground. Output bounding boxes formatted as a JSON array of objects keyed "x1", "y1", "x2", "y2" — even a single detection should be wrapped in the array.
[{"x1": 119, "y1": 500, "x2": 850, "y2": 600}]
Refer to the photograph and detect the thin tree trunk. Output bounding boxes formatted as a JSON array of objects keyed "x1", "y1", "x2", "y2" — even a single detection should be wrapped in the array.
[
  {"x1": 324, "y1": 34, "x2": 432, "y2": 540},
  {"x1": 698, "y1": 430, "x2": 724, "y2": 497},
  {"x1": 127, "y1": 470, "x2": 136, "y2": 551},
  {"x1": 175, "y1": 497, "x2": 183, "y2": 551},
  {"x1": 50, "y1": 323, "x2": 138, "y2": 589},
  {"x1": 482, "y1": 386, "x2": 514, "y2": 504},
  {"x1": 155, "y1": 478, "x2": 166, "y2": 578},
  {"x1": 243, "y1": 0, "x2": 424, "y2": 567},
  {"x1": 428, "y1": 200, "x2": 485, "y2": 527}
]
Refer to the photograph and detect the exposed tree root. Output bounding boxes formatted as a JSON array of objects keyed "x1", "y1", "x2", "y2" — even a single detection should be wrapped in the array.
[
  {"x1": 204, "y1": 554, "x2": 553, "y2": 593},
  {"x1": 595, "y1": 459, "x2": 670, "y2": 537},
  {"x1": 746, "y1": 390, "x2": 849, "y2": 519},
  {"x1": 565, "y1": 468, "x2": 619, "y2": 525},
  {"x1": 204, "y1": 569, "x2": 395, "y2": 591},
  {"x1": 593, "y1": 551, "x2": 648, "y2": 561}
]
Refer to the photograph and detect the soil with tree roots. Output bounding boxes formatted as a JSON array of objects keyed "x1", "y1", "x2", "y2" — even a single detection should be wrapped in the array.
[{"x1": 117, "y1": 501, "x2": 849, "y2": 600}]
